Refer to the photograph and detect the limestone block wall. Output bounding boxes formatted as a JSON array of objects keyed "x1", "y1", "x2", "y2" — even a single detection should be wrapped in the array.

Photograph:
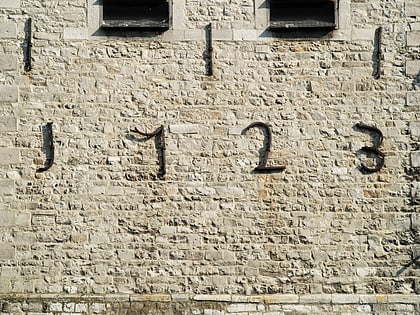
[{"x1": 0, "y1": 0, "x2": 419, "y2": 314}]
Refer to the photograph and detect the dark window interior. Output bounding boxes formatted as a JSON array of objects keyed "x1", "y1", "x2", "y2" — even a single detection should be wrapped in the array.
[
  {"x1": 270, "y1": 0, "x2": 337, "y2": 29},
  {"x1": 102, "y1": 0, "x2": 169, "y2": 30}
]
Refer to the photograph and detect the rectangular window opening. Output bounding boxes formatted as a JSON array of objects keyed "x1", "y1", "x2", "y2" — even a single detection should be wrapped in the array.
[
  {"x1": 102, "y1": 0, "x2": 169, "y2": 30},
  {"x1": 269, "y1": 0, "x2": 337, "y2": 30}
]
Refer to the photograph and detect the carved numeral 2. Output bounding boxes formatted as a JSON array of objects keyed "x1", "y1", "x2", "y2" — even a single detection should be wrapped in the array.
[{"x1": 242, "y1": 122, "x2": 285, "y2": 173}]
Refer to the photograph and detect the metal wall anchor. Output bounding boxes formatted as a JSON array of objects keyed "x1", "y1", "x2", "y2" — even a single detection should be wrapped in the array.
[
  {"x1": 242, "y1": 122, "x2": 285, "y2": 173},
  {"x1": 131, "y1": 125, "x2": 166, "y2": 179},
  {"x1": 206, "y1": 23, "x2": 213, "y2": 76},
  {"x1": 24, "y1": 18, "x2": 32, "y2": 72},
  {"x1": 36, "y1": 122, "x2": 54, "y2": 173},
  {"x1": 374, "y1": 26, "x2": 383, "y2": 79}
]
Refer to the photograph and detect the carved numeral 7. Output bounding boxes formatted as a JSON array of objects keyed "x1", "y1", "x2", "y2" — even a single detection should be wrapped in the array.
[
  {"x1": 242, "y1": 122, "x2": 285, "y2": 173},
  {"x1": 355, "y1": 123, "x2": 385, "y2": 173},
  {"x1": 36, "y1": 122, "x2": 54, "y2": 173},
  {"x1": 131, "y1": 125, "x2": 166, "y2": 179}
]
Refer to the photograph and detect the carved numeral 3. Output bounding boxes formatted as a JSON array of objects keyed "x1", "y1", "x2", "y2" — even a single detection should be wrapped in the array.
[{"x1": 355, "y1": 123, "x2": 385, "y2": 173}]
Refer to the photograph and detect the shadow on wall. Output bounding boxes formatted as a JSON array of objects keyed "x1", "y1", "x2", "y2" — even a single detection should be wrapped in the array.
[
  {"x1": 396, "y1": 255, "x2": 420, "y2": 276},
  {"x1": 413, "y1": 70, "x2": 420, "y2": 89}
]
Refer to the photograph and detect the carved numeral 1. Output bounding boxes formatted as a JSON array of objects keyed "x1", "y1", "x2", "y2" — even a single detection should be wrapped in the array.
[{"x1": 242, "y1": 122, "x2": 285, "y2": 173}]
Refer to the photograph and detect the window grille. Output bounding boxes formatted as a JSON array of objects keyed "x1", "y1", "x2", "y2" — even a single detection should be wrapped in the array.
[
  {"x1": 102, "y1": 0, "x2": 169, "y2": 30},
  {"x1": 269, "y1": 0, "x2": 337, "y2": 29}
]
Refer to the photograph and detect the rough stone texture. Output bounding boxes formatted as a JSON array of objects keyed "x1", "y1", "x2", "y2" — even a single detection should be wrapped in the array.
[
  {"x1": 0, "y1": 55, "x2": 17, "y2": 71},
  {"x1": 0, "y1": 148, "x2": 19, "y2": 165},
  {"x1": 0, "y1": 0, "x2": 20, "y2": 9},
  {"x1": 0, "y1": 86, "x2": 18, "y2": 102},
  {"x1": 0, "y1": 117, "x2": 17, "y2": 132},
  {"x1": 0, "y1": 295, "x2": 417, "y2": 315},
  {"x1": 406, "y1": 0, "x2": 420, "y2": 17},
  {"x1": 0, "y1": 244, "x2": 15, "y2": 260},
  {"x1": 406, "y1": 60, "x2": 420, "y2": 77},
  {"x1": 63, "y1": 28, "x2": 89, "y2": 40},
  {"x1": 407, "y1": 31, "x2": 420, "y2": 46},
  {"x1": 407, "y1": 92, "x2": 420, "y2": 106},
  {"x1": 0, "y1": 0, "x2": 419, "y2": 314},
  {"x1": 412, "y1": 152, "x2": 420, "y2": 168},
  {"x1": 0, "y1": 22, "x2": 16, "y2": 38}
]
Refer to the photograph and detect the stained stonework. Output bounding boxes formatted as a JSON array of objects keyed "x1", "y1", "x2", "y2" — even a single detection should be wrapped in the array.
[{"x1": 0, "y1": 0, "x2": 419, "y2": 314}]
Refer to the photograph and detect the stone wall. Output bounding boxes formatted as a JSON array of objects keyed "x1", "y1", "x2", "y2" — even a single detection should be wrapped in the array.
[{"x1": 0, "y1": 0, "x2": 419, "y2": 314}]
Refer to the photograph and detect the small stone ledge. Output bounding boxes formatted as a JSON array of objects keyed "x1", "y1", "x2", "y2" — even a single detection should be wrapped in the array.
[
  {"x1": 129, "y1": 294, "x2": 171, "y2": 302},
  {"x1": 0, "y1": 294, "x2": 418, "y2": 305},
  {"x1": 194, "y1": 295, "x2": 232, "y2": 302},
  {"x1": 256, "y1": 294, "x2": 299, "y2": 304}
]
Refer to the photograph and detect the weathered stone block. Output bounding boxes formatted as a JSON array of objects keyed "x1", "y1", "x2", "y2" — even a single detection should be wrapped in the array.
[
  {"x1": 0, "y1": 86, "x2": 19, "y2": 102},
  {"x1": 300, "y1": 294, "x2": 332, "y2": 304},
  {"x1": 411, "y1": 152, "x2": 420, "y2": 168},
  {"x1": 75, "y1": 303, "x2": 88, "y2": 313},
  {"x1": 0, "y1": 244, "x2": 15, "y2": 260},
  {"x1": 387, "y1": 295, "x2": 418, "y2": 303},
  {"x1": 0, "y1": 148, "x2": 19, "y2": 165},
  {"x1": 0, "y1": 117, "x2": 17, "y2": 132},
  {"x1": 0, "y1": 277, "x2": 11, "y2": 293},
  {"x1": 90, "y1": 233, "x2": 110, "y2": 243},
  {"x1": 63, "y1": 302, "x2": 75, "y2": 312},
  {"x1": 31, "y1": 213, "x2": 55, "y2": 226},
  {"x1": 0, "y1": 22, "x2": 16, "y2": 38},
  {"x1": 49, "y1": 303, "x2": 62, "y2": 312},
  {"x1": 411, "y1": 22, "x2": 420, "y2": 31},
  {"x1": 63, "y1": 28, "x2": 89, "y2": 40},
  {"x1": 407, "y1": 31, "x2": 420, "y2": 46},
  {"x1": 0, "y1": 0, "x2": 20, "y2": 8},
  {"x1": 71, "y1": 232, "x2": 88, "y2": 243},
  {"x1": 407, "y1": 92, "x2": 420, "y2": 106},
  {"x1": 15, "y1": 213, "x2": 30, "y2": 226},
  {"x1": 262, "y1": 295, "x2": 299, "y2": 304},
  {"x1": 415, "y1": 279, "x2": 420, "y2": 294},
  {"x1": 406, "y1": 60, "x2": 420, "y2": 77},
  {"x1": 227, "y1": 303, "x2": 258, "y2": 313},
  {"x1": 90, "y1": 303, "x2": 106, "y2": 313},
  {"x1": 0, "y1": 210, "x2": 15, "y2": 226},
  {"x1": 331, "y1": 294, "x2": 359, "y2": 304},
  {"x1": 407, "y1": 0, "x2": 420, "y2": 16},
  {"x1": 411, "y1": 183, "x2": 420, "y2": 205},
  {"x1": 233, "y1": 29, "x2": 259, "y2": 40},
  {"x1": 351, "y1": 28, "x2": 376, "y2": 41},
  {"x1": 0, "y1": 55, "x2": 17, "y2": 71},
  {"x1": 194, "y1": 295, "x2": 231, "y2": 302},
  {"x1": 410, "y1": 122, "x2": 420, "y2": 137},
  {"x1": 0, "y1": 180, "x2": 14, "y2": 196},
  {"x1": 169, "y1": 124, "x2": 201, "y2": 134},
  {"x1": 34, "y1": 32, "x2": 60, "y2": 41},
  {"x1": 412, "y1": 213, "x2": 420, "y2": 231},
  {"x1": 203, "y1": 309, "x2": 224, "y2": 315},
  {"x1": 213, "y1": 29, "x2": 233, "y2": 40}
]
